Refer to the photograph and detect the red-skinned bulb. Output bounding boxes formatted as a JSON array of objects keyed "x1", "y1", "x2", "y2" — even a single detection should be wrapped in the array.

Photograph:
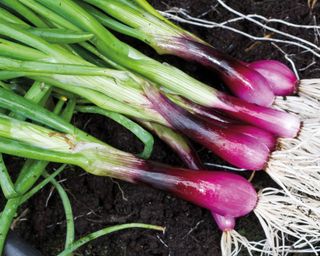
[
  {"x1": 161, "y1": 37, "x2": 275, "y2": 106},
  {"x1": 133, "y1": 162, "x2": 258, "y2": 218},
  {"x1": 145, "y1": 86, "x2": 271, "y2": 170},
  {"x1": 247, "y1": 60, "x2": 298, "y2": 96},
  {"x1": 212, "y1": 212, "x2": 236, "y2": 231}
]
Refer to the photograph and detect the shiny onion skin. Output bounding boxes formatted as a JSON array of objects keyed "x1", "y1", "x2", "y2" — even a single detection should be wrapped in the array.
[
  {"x1": 200, "y1": 117, "x2": 277, "y2": 151},
  {"x1": 212, "y1": 213, "x2": 236, "y2": 231},
  {"x1": 145, "y1": 86, "x2": 271, "y2": 170},
  {"x1": 215, "y1": 92, "x2": 300, "y2": 138},
  {"x1": 159, "y1": 37, "x2": 275, "y2": 106},
  {"x1": 132, "y1": 161, "x2": 258, "y2": 218},
  {"x1": 247, "y1": 60, "x2": 298, "y2": 96}
]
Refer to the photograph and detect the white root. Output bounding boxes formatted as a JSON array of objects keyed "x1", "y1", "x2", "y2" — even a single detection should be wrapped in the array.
[
  {"x1": 299, "y1": 79, "x2": 320, "y2": 103},
  {"x1": 266, "y1": 119, "x2": 320, "y2": 202},
  {"x1": 221, "y1": 188, "x2": 320, "y2": 256},
  {"x1": 273, "y1": 96, "x2": 320, "y2": 120},
  {"x1": 221, "y1": 230, "x2": 255, "y2": 256},
  {"x1": 254, "y1": 188, "x2": 320, "y2": 255},
  {"x1": 267, "y1": 154, "x2": 320, "y2": 204}
]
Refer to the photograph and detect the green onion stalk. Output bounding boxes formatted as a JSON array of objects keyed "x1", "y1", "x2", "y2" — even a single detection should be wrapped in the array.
[
  {"x1": 8, "y1": 1, "x2": 304, "y2": 137},
  {"x1": 0, "y1": 17, "x2": 319, "y2": 214},
  {"x1": 8, "y1": 1, "x2": 320, "y2": 200},
  {"x1": 80, "y1": 0, "x2": 320, "y2": 117},
  {"x1": 0, "y1": 93, "x2": 74, "y2": 254},
  {"x1": 58, "y1": 223, "x2": 164, "y2": 256},
  {"x1": 0, "y1": 6, "x2": 94, "y2": 44},
  {"x1": 0, "y1": 91, "x2": 319, "y2": 255},
  {"x1": 0, "y1": 21, "x2": 281, "y2": 171},
  {"x1": 0, "y1": 87, "x2": 160, "y2": 255}
]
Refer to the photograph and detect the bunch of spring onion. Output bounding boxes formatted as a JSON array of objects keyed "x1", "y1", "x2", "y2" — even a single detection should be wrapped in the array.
[
  {"x1": 0, "y1": 0, "x2": 319, "y2": 254},
  {"x1": 1, "y1": 87, "x2": 320, "y2": 255},
  {"x1": 0, "y1": 2, "x2": 318, "y2": 195},
  {"x1": 78, "y1": 0, "x2": 320, "y2": 117}
]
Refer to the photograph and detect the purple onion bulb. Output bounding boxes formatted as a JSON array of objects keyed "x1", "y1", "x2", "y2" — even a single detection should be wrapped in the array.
[
  {"x1": 212, "y1": 212, "x2": 236, "y2": 231},
  {"x1": 145, "y1": 86, "x2": 271, "y2": 170},
  {"x1": 134, "y1": 163, "x2": 258, "y2": 218},
  {"x1": 247, "y1": 60, "x2": 298, "y2": 96},
  {"x1": 161, "y1": 38, "x2": 275, "y2": 106},
  {"x1": 215, "y1": 92, "x2": 300, "y2": 138}
]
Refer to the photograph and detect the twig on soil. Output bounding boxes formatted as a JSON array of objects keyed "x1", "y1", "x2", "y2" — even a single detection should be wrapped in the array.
[
  {"x1": 156, "y1": 234, "x2": 169, "y2": 248},
  {"x1": 46, "y1": 209, "x2": 98, "y2": 228},
  {"x1": 183, "y1": 220, "x2": 204, "y2": 239},
  {"x1": 45, "y1": 186, "x2": 55, "y2": 207},
  {"x1": 111, "y1": 178, "x2": 128, "y2": 201},
  {"x1": 44, "y1": 179, "x2": 68, "y2": 208},
  {"x1": 11, "y1": 208, "x2": 29, "y2": 230}
]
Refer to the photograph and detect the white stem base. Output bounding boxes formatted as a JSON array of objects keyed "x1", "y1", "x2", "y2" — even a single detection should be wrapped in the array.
[{"x1": 280, "y1": 118, "x2": 320, "y2": 154}]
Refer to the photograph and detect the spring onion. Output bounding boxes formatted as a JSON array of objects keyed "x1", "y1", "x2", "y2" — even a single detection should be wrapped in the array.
[
  {"x1": 0, "y1": 14, "x2": 317, "y2": 209},
  {"x1": 0, "y1": 18, "x2": 301, "y2": 137},
  {"x1": 0, "y1": 106, "x2": 318, "y2": 254},
  {"x1": 0, "y1": 84, "x2": 271, "y2": 170},
  {"x1": 16, "y1": 0, "x2": 305, "y2": 132},
  {"x1": 81, "y1": 0, "x2": 320, "y2": 107},
  {"x1": 0, "y1": 3, "x2": 319, "y2": 255},
  {"x1": 81, "y1": 0, "x2": 275, "y2": 106}
]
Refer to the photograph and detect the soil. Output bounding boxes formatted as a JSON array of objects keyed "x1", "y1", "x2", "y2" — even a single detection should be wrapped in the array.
[{"x1": 2, "y1": 0, "x2": 320, "y2": 256}]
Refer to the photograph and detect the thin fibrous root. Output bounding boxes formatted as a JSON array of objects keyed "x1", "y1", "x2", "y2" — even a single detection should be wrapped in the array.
[
  {"x1": 221, "y1": 230, "x2": 258, "y2": 256},
  {"x1": 273, "y1": 96, "x2": 320, "y2": 120},
  {"x1": 299, "y1": 79, "x2": 320, "y2": 103},
  {"x1": 265, "y1": 119, "x2": 320, "y2": 202},
  {"x1": 266, "y1": 154, "x2": 320, "y2": 212},
  {"x1": 254, "y1": 188, "x2": 320, "y2": 255}
]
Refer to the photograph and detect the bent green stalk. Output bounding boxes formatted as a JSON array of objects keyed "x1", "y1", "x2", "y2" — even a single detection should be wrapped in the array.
[
  {"x1": 0, "y1": 88, "x2": 75, "y2": 255},
  {"x1": 58, "y1": 223, "x2": 164, "y2": 256},
  {"x1": 0, "y1": 102, "x2": 72, "y2": 253},
  {"x1": 0, "y1": 154, "x2": 18, "y2": 199},
  {"x1": 43, "y1": 170, "x2": 75, "y2": 253}
]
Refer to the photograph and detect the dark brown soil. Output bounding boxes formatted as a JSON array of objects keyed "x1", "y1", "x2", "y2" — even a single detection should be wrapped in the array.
[{"x1": 3, "y1": 0, "x2": 320, "y2": 255}]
